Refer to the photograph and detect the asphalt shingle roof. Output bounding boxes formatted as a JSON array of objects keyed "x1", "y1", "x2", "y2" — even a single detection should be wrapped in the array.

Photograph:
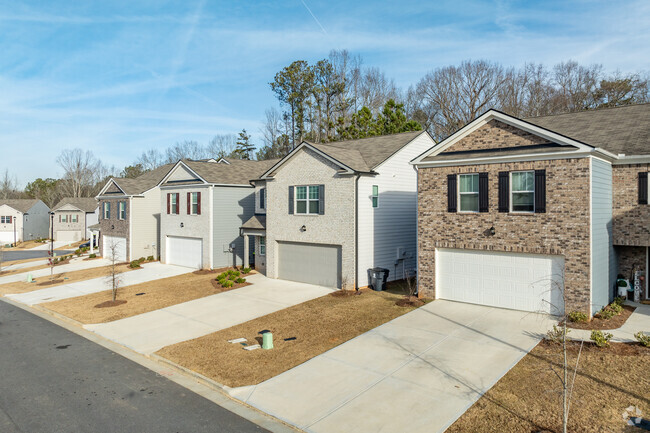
[
  {"x1": 241, "y1": 214, "x2": 266, "y2": 230},
  {"x1": 53, "y1": 197, "x2": 98, "y2": 212},
  {"x1": 110, "y1": 164, "x2": 175, "y2": 195},
  {"x1": 179, "y1": 159, "x2": 280, "y2": 185},
  {"x1": 0, "y1": 199, "x2": 41, "y2": 213}
]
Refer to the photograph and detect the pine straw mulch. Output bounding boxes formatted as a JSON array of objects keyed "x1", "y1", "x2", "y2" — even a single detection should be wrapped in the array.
[
  {"x1": 156, "y1": 288, "x2": 421, "y2": 388},
  {"x1": 448, "y1": 339, "x2": 650, "y2": 433},
  {"x1": 41, "y1": 268, "x2": 250, "y2": 324},
  {"x1": 567, "y1": 305, "x2": 636, "y2": 330}
]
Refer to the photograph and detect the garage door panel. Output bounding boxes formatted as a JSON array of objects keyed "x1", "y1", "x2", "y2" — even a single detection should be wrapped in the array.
[
  {"x1": 278, "y1": 242, "x2": 341, "y2": 288},
  {"x1": 103, "y1": 236, "x2": 127, "y2": 262},
  {"x1": 166, "y1": 236, "x2": 202, "y2": 269},
  {"x1": 437, "y1": 249, "x2": 564, "y2": 314}
]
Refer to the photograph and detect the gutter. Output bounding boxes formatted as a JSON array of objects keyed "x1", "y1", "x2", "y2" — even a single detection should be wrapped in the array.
[{"x1": 355, "y1": 173, "x2": 360, "y2": 290}]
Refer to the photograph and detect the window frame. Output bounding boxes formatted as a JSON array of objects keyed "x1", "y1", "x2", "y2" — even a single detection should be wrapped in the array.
[
  {"x1": 0, "y1": 216, "x2": 10, "y2": 224},
  {"x1": 170, "y1": 193, "x2": 179, "y2": 215},
  {"x1": 118, "y1": 201, "x2": 127, "y2": 220},
  {"x1": 72, "y1": 214, "x2": 78, "y2": 223},
  {"x1": 458, "y1": 173, "x2": 480, "y2": 213},
  {"x1": 510, "y1": 170, "x2": 535, "y2": 213},
  {"x1": 372, "y1": 185, "x2": 379, "y2": 208},
  {"x1": 103, "y1": 202, "x2": 110, "y2": 219},
  {"x1": 295, "y1": 185, "x2": 320, "y2": 215},
  {"x1": 260, "y1": 188, "x2": 266, "y2": 210},
  {"x1": 190, "y1": 192, "x2": 199, "y2": 215},
  {"x1": 259, "y1": 236, "x2": 266, "y2": 256}
]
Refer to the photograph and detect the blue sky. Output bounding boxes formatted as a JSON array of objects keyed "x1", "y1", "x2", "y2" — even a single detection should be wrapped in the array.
[{"x1": 1, "y1": 0, "x2": 648, "y2": 186}]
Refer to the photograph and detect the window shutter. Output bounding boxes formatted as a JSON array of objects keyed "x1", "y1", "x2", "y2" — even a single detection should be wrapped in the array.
[
  {"x1": 319, "y1": 185, "x2": 325, "y2": 215},
  {"x1": 288, "y1": 186, "x2": 294, "y2": 214},
  {"x1": 498, "y1": 172, "x2": 509, "y2": 212},
  {"x1": 8, "y1": 216, "x2": 11, "y2": 224},
  {"x1": 260, "y1": 188, "x2": 265, "y2": 209},
  {"x1": 175, "y1": 193, "x2": 180, "y2": 214},
  {"x1": 479, "y1": 172, "x2": 489, "y2": 212},
  {"x1": 534, "y1": 169, "x2": 546, "y2": 213},
  {"x1": 447, "y1": 174, "x2": 457, "y2": 213},
  {"x1": 639, "y1": 172, "x2": 648, "y2": 205},
  {"x1": 187, "y1": 192, "x2": 191, "y2": 215},
  {"x1": 167, "y1": 194, "x2": 170, "y2": 214},
  {"x1": 59, "y1": 214, "x2": 61, "y2": 223},
  {"x1": 107, "y1": 202, "x2": 110, "y2": 219},
  {"x1": 197, "y1": 192, "x2": 201, "y2": 215}
]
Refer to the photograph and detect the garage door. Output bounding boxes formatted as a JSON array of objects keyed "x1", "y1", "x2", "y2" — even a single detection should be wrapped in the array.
[
  {"x1": 103, "y1": 236, "x2": 127, "y2": 263},
  {"x1": 56, "y1": 230, "x2": 81, "y2": 242},
  {"x1": 437, "y1": 249, "x2": 564, "y2": 314},
  {"x1": 166, "y1": 236, "x2": 203, "y2": 269},
  {"x1": 278, "y1": 242, "x2": 341, "y2": 288},
  {"x1": 0, "y1": 232, "x2": 13, "y2": 245}
]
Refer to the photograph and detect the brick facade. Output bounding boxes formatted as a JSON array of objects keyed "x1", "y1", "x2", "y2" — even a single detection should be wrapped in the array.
[
  {"x1": 418, "y1": 155, "x2": 592, "y2": 314},
  {"x1": 615, "y1": 245, "x2": 648, "y2": 301},
  {"x1": 98, "y1": 198, "x2": 130, "y2": 260},
  {"x1": 612, "y1": 164, "x2": 650, "y2": 246},
  {"x1": 442, "y1": 119, "x2": 548, "y2": 153}
]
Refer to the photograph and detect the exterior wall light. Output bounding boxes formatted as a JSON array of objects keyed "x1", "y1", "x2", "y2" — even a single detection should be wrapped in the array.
[
  {"x1": 300, "y1": 225, "x2": 306, "y2": 232},
  {"x1": 489, "y1": 226, "x2": 496, "y2": 236},
  {"x1": 180, "y1": 222, "x2": 184, "y2": 228}
]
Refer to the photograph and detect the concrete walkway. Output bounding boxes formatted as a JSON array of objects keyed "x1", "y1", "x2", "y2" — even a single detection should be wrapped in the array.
[
  {"x1": 2, "y1": 259, "x2": 49, "y2": 271},
  {"x1": 31, "y1": 241, "x2": 72, "y2": 251},
  {"x1": 85, "y1": 273, "x2": 335, "y2": 354},
  {"x1": 570, "y1": 302, "x2": 650, "y2": 342},
  {"x1": 229, "y1": 300, "x2": 555, "y2": 433},
  {"x1": 0, "y1": 258, "x2": 112, "y2": 285},
  {"x1": 6, "y1": 262, "x2": 191, "y2": 305}
]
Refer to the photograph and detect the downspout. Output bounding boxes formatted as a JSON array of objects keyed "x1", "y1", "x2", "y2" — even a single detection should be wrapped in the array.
[
  {"x1": 355, "y1": 173, "x2": 360, "y2": 290},
  {"x1": 415, "y1": 165, "x2": 420, "y2": 297}
]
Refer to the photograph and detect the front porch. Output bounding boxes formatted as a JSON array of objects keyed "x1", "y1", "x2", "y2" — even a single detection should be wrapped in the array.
[{"x1": 240, "y1": 215, "x2": 266, "y2": 274}]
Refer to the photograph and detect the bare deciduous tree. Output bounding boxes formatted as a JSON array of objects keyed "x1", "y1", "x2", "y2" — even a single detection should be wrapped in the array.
[
  {"x1": 206, "y1": 134, "x2": 237, "y2": 159},
  {"x1": 105, "y1": 240, "x2": 124, "y2": 302},
  {"x1": 56, "y1": 149, "x2": 101, "y2": 198},
  {"x1": 137, "y1": 149, "x2": 165, "y2": 171},
  {"x1": 0, "y1": 169, "x2": 21, "y2": 199}
]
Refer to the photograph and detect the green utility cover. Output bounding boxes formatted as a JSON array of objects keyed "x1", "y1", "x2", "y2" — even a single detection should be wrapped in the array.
[{"x1": 262, "y1": 332, "x2": 273, "y2": 350}]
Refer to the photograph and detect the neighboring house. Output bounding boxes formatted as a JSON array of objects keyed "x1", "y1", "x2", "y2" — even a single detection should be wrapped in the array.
[
  {"x1": 0, "y1": 199, "x2": 50, "y2": 244},
  {"x1": 241, "y1": 131, "x2": 436, "y2": 289},
  {"x1": 96, "y1": 164, "x2": 174, "y2": 262},
  {"x1": 412, "y1": 103, "x2": 650, "y2": 317},
  {"x1": 51, "y1": 197, "x2": 99, "y2": 242},
  {"x1": 158, "y1": 158, "x2": 278, "y2": 269}
]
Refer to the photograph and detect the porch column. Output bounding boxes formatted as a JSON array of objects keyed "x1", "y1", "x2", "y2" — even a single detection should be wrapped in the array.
[
  {"x1": 243, "y1": 234, "x2": 249, "y2": 268},
  {"x1": 90, "y1": 233, "x2": 94, "y2": 254}
]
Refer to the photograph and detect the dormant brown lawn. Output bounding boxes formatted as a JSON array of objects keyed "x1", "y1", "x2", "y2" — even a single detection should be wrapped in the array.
[
  {"x1": 42, "y1": 269, "x2": 248, "y2": 324},
  {"x1": 156, "y1": 289, "x2": 421, "y2": 388}
]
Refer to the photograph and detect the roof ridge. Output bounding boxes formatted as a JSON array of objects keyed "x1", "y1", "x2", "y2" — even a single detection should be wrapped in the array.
[{"x1": 525, "y1": 102, "x2": 650, "y2": 120}]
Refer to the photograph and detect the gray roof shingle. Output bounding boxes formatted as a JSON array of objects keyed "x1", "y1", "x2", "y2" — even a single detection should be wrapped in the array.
[
  {"x1": 179, "y1": 159, "x2": 280, "y2": 185},
  {"x1": 0, "y1": 199, "x2": 41, "y2": 213},
  {"x1": 241, "y1": 214, "x2": 266, "y2": 230},
  {"x1": 110, "y1": 164, "x2": 176, "y2": 195},
  {"x1": 53, "y1": 197, "x2": 98, "y2": 212}
]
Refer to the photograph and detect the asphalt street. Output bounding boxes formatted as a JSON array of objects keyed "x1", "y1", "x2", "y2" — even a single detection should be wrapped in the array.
[
  {"x1": 0, "y1": 300, "x2": 269, "y2": 433},
  {"x1": 2, "y1": 250, "x2": 73, "y2": 261}
]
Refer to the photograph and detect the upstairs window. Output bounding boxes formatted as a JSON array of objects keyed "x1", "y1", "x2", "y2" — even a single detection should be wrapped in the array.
[
  {"x1": 259, "y1": 236, "x2": 266, "y2": 255},
  {"x1": 0, "y1": 216, "x2": 11, "y2": 224},
  {"x1": 103, "y1": 202, "x2": 110, "y2": 219},
  {"x1": 459, "y1": 174, "x2": 479, "y2": 212},
  {"x1": 72, "y1": 214, "x2": 78, "y2": 223},
  {"x1": 169, "y1": 193, "x2": 179, "y2": 214},
  {"x1": 189, "y1": 192, "x2": 201, "y2": 215},
  {"x1": 259, "y1": 188, "x2": 266, "y2": 210},
  {"x1": 372, "y1": 185, "x2": 378, "y2": 208},
  {"x1": 60, "y1": 214, "x2": 68, "y2": 223},
  {"x1": 118, "y1": 202, "x2": 126, "y2": 220},
  {"x1": 511, "y1": 171, "x2": 535, "y2": 212},
  {"x1": 296, "y1": 185, "x2": 319, "y2": 214}
]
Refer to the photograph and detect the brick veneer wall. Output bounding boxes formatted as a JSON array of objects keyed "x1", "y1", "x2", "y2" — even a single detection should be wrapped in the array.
[
  {"x1": 612, "y1": 164, "x2": 650, "y2": 246},
  {"x1": 98, "y1": 198, "x2": 130, "y2": 260},
  {"x1": 442, "y1": 119, "x2": 548, "y2": 153},
  {"x1": 616, "y1": 245, "x2": 648, "y2": 301},
  {"x1": 418, "y1": 157, "x2": 592, "y2": 313}
]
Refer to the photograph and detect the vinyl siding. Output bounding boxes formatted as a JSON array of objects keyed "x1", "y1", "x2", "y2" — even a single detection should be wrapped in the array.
[
  {"x1": 357, "y1": 132, "x2": 436, "y2": 286},
  {"x1": 212, "y1": 185, "x2": 255, "y2": 268},
  {"x1": 130, "y1": 189, "x2": 162, "y2": 260},
  {"x1": 591, "y1": 157, "x2": 614, "y2": 314},
  {"x1": 23, "y1": 201, "x2": 50, "y2": 241}
]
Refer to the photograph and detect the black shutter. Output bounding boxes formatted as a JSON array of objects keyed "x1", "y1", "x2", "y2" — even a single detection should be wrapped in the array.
[
  {"x1": 639, "y1": 172, "x2": 648, "y2": 205},
  {"x1": 498, "y1": 172, "x2": 509, "y2": 212},
  {"x1": 447, "y1": 174, "x2": 457, "y2": 213},
  {"x1": 259, "y1": 188, "x2": 265, "y2": 209},
  {"x1": 288, "y1": 186, "x2": 294, "y2": 214},
  {"x1": 479, "y1": 172, "x2": 489, "y2": 212},
  {"x1": 318, "y1": 185, "x2": 325, "y2": 215},
  {"x1": 535, "y1": 169, "x2": 546, "y2": 213}
]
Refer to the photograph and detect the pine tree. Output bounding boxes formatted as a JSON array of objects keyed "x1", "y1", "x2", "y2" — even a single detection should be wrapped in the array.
[{"x1": 234, "y1": 129, "x2": 255, "y2": 160}]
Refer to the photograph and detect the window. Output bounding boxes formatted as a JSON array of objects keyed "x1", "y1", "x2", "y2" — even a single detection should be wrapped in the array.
[
  {"x1": 372, "y1": 185, "x2": 378, "y2": 208},
  {"x1": 170, "y1": 193, "x2": 179, "y2": 214},
  {"x1": 61, "y1": 214, "x2": 68, "y2": 223},
  {"x1": 458, "y1": 174, "x2": 479, "y2": 212},
  {"x1": 72, "y1": 214, "x2": 78, "y2": 223},
  {"x1": 103, "y1": 202, "x2": 110, "y2": 219},
  {"x1": 259, "y1": 188, "x2": 266, "y2": 210},
  {"x1": 118, "y1": 201, "x2": 126, "y2": 220},
  {"x1": 511, "y1": 171, "x2": 535, "y2": 212},
  {"x1": 296, "y1": 185, "x2": 319, "y2": 214},
  {"x1": 0, "y1": 216, "x2": 11, "y2": 224},
  {"x1": 259, "y1": 236, "x2": 266, "y2": 256},
  {"x1": 189, "y1": 192, "x2": 200, "y2": 215}
]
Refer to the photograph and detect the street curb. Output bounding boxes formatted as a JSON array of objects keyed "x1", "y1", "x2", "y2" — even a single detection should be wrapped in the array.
[{"x1": 0, "y1": 297, "x2": 301, "y2": 433}]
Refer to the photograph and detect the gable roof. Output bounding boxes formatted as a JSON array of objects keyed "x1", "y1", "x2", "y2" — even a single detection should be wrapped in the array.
[
  {"x1": 0, "y1": 199, "x2": 41, "y2": 213},
  {"x1": 263, "y1": 130, "x2": 428, "y2": 177},
  {"x1": 524, "y1": 103, "x2": 650, "y2": 156},
  {"x1": 162, "y1": 159, "x2": 281, "y2": 186},
  {"x1": 102, "y1": 163, "x2": 175, "y2": 196},
  {"x1": 53, "y1": 197, "x2": 98, "y2": 213}
]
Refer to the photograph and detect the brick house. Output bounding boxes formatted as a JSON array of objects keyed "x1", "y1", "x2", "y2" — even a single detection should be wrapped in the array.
[
  {"x1": 412, "y1": 104, "x2": 650, "y2": 316},
  {"x1": 51, "y1": 197, "x2": 99, "y2": 242}
]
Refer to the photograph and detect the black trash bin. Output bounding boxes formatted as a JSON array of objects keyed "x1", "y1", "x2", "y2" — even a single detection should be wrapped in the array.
[{"x1": 367, "y1": 267, "x2": 390, "y2": 291}]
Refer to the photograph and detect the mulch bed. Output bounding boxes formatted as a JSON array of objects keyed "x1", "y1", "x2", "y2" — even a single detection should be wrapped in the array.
[
  {"x1": 396, "y1": 296, "x2": 425, "y2": 307},
  {"x1": 210, "y1": 280, "x2": 251, "y2": 292},
  {"x1": 330, "y1": 289, "x2": 363, "y2": 297},
  {"x1": 37, "y1": 279, "x2": 64, "y2": 286},
  {"x1": 567, "y1": 305, "x2": 636, "y2": 330},
  {"x1": 94, "y1": 300, "x2": 128, "y2": 308}
]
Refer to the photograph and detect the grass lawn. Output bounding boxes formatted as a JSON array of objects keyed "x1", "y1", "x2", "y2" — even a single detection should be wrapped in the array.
[
  {"x1": 0, "y1": 263, "x2": 134, "y2": 295},
  {"x1": 0, "y1": 260, "x2": 71, "y2": 279},
  {"x1": 41, "y1": 268, "x2": 249, "y2": 324},
  {"x1": 448, "y1": 340, "x2": 650, "y2": 433},
  {"x1": 2, "y1": 240, "x2": 49, "y2": 250},
  {"x1": 156, "y1": 288, "x2": 422, "y2": 388}
]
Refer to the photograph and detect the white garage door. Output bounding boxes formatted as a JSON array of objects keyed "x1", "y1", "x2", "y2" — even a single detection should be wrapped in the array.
[
  {"x1": 0, "y1": 232, "x2": 13, "y2": 245},
  {"x1": 278, "y1": 242, "x2": 341, "y2": 288},
  {"x1": 56, "y1": 230, "x2": 81, "y2": 242},
  {"x1": 166, "y1": 236, "x2": 203, "y2": 269},
  {"x1": 103, "y1": 236, "x2": 127, "y2": 263},
  {"x1": 437, "y1": 249, "x2": 564, "y2": 314}
]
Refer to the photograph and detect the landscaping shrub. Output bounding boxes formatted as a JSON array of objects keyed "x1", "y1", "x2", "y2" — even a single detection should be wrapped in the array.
[
  {"x1": 242, "y1": 267, "x2": 251, "y2": 274},
  {"x1": 137, "y1": 257, "x2": 146, "y2": 263},
  {"x1": 590, "y1": 330, "x2": 613, "y2": 348},
  {"x1": 634, "y1": 331, "x2": 650, "y2": 347},
  {"x1": 234, "y1": 277, "x2": 246, "y2": 284},
  {"x1": 596, "y1": 306, "x2": 617, "y2": 320},
  {"x1": 146, "y1": 256, "x2": 154, "y2": 262},
  {"x1": 222, "y1": 280, "x2": 234, "y2": 288},
  {"x1": 567, "y1": 311, "x2": 588, "y2": 323},
  {"x1": 75, "y1": 249, "x2": 82, "y2": 257},
  {"x1": 129, "y1": 260, "x2": 141, "y2": 269},
  {"x1": 609, "y1": 302, "x2": 623, "y2": 314},
  {"x1": 89, "y1": 253, "x2": 97, "y2": 259},
  {"x1": 613, "y1": 296, "x2": 626, "y2": 306},
  {"x1": 546, "y1": 325, "x2": 569, "y2": 344}
]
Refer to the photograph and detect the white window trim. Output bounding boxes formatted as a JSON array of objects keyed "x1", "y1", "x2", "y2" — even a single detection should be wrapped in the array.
[
  {"x1": 103, "y1": 203, "x2": 110, "y2": 219},
  {"x1": 260, "y1": 188, "x2": 266, "y2": 210},
  {"x1": 371, "y1": 185, "x2": 379, "y2": 208},
  {"x1": 118, "y1": 202, "x2": 126, "y2": 220},
  {"x1": 458, "y1": 173, "x2": 479, "y2": 213},
  {"x1": 1, "y1": 216, "x2": 10, "y2": 224},
  {"x1": 295, "y1": 185, "x2": 320, "y2": 215},
  {"x1": 190, "y1": 192, "x2": 199, "y2": 215},
  {"x1": 510, "y1": 171, "x2": 535, "y2": 214},
  {"x1": 171, "y1": 194, "x2": 179, "y2": 215},
  {"x1": 259, "y1": 236, "x2": 266, "y2": 256}
]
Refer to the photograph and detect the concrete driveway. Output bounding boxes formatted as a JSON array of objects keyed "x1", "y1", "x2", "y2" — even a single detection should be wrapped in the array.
[
  {"x1": 229, "y1": 300, "x2": 555, "y2": 433},
  {"x1": 85, "y1": 273, "x2": 335, "y2": 354},
  {"x1": 6, "y1": 262, "x2": 191, "y2": 305},
  {"x1": 30, "y1": 241, "x2": 72, "y2": 251},
  {"x1": 0, "y1": 258, "x2": 112, "y2": 285}
]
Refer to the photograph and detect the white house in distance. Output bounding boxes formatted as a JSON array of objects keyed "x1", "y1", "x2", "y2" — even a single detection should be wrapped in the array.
[
  {"x1": 51, "y1": 197, "x2": 99, "y2": 242},
  {"x1": 0, "y1": 199, "x2": 51, "y2": 245}
]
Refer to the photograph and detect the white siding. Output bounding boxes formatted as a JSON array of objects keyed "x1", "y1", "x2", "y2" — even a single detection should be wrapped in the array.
[
  {"x1": 85, "y1": 208, "x2": 99, "y2": 238},
  {"x1": 130, "y1": 189, "x2": 162, "y2": 260},
  {"x1": 357, "y1": 132, "x2": 435, "y2": 286},
  {"x1": 24, "y1": 201, "x2": 50, "y2": 240},
  {"x1": 212, "y1": 185, "x2": 255, "y2": 268},
  {"x1": 0, "y1": 205, "x2": 23, "y2": 243},
  {"x1": 590, "y1": 157, "x2": 614, "y2": 314}
]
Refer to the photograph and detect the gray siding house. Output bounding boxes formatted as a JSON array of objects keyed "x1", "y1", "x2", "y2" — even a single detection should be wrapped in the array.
[
  {"x1": 159, "y1": 158, "x2": 277, "y2": 269},
  {"x1": 51, "y1": 197, "x2": 99, "y2": 242},
  {"x1": 0, "y1": 199, "x2": 50, "y2": 245}
]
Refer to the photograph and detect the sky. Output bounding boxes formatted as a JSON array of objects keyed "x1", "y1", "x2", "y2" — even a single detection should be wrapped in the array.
[{"x1": 0, "y1": 0, "x2": 648, "y2": 186}]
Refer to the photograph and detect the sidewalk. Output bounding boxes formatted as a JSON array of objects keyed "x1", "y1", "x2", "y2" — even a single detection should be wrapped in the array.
[
  {"x1": 0, "y1": 258, "x2": 112, "y2": 285},
  {"x1": 570, "y1": 302, "x2": 650, "y2": 342}
]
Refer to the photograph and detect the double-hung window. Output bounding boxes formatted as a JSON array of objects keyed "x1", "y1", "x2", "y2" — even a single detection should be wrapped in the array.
[
  {"x1": 458, "y1": 174, "x2": 479, "y2": 212},
  {"x1": 72, "y1": 214, "x2": 78, "y2": 223},
  {"x1": 259, "y1": 188, "x2": 266, "y2": 210},
  {"x1": 372, "y1": 185, "x2": 379, "y2": 208},
  {"x1": 170, "y1": 193, "x2": 179, "y2": 214},
  {"x1": 259, "y1": 236, "x2": 266, "y2": 255},
  {"x1": 61, "y1": 214, "x2": 68, "y2": 223},
  {"x1": 511, "y1": 171, "x2": 535, "y2": 212},
  {"x1": 190, "y1": 192, "x2": 200, "y2": 215},
  {"x1": 0, "y1": 216, "x2": 11, "y2": 224},
  {"x1": 118, "y1": 201, "x2": 126, "y2": 220},
  {"x1": 296, "y1": 186, "x2": 319, "y2": 214},
  {"x1": 103, "y1": 202, "x2": 110, "y2": 219}
]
